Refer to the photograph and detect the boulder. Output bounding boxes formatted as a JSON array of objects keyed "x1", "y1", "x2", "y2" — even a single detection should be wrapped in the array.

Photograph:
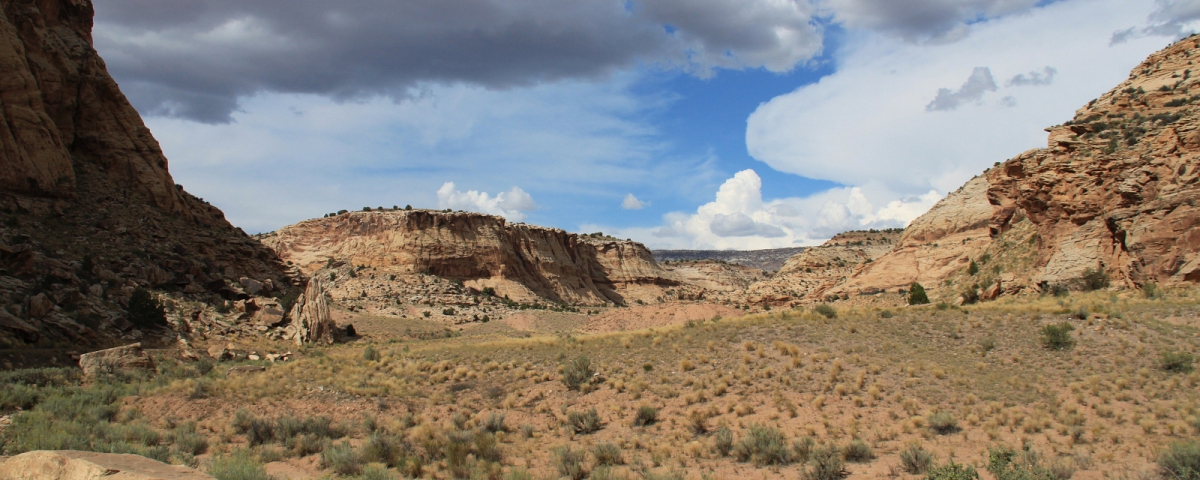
[
  {"x1": 0, "y1": 450, "x2": 214, "y2": 480},
  {"x1": 78, "y1": 343, "x2": 155, "y2": 378},
  {"x1": 290, "y1": 280, "x2": 335, "y2": 345},
  {"x1": 28, "y1": 293, "x2": 53, "y2": 319},
  {"x1": 239, "y1": 277, "x2": 264, "y2": 295},
  {"x1": 206, "y1": 345, "x2": 232, "y2": 361}
]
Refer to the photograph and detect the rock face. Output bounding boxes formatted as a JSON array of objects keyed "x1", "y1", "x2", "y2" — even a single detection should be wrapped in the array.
[
  {"x1": 77, "y1": 342, "x2": 154, "y2": 378},
  {"x1": 0, "y1": 450, "x2": 214, "y2": 480},
  {"x1": 259, "y1": 210, "x2": 679, "y2": 305},
  {"x1": 746, "y1": 229, "x2": 902, "y2": 305},
  {"x1": 653, "y1": 247, "x2": 807, "y2": 272},
  {"x1": 287, "y1": 279, "x2": 334, "y2": 345},
  {"x1": 829, "y1": 36, "x2": 1200, "y2": 299},
  {"x1": 0, "y1": 0, "x2": 295, "y2": 348}
]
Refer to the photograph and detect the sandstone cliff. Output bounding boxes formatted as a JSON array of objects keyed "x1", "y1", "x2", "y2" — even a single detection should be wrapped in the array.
[
  {"x1": 828, "y1": 36, "x2": 1200, "y2": 301},
  {"x1": 0, "y1": 0, "x2": 295, "y2": 351},
  {"x1": 259, "y1": 210, "x2": 680, "y2": 306},
  {"x1": 744, "y1": 229, "x2": 901, "y2": 305}
]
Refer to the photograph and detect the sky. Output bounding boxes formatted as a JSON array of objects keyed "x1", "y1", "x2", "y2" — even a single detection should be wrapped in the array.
[{"x1": 92, "y1": 0, "x2": 1200, "y2": 250}]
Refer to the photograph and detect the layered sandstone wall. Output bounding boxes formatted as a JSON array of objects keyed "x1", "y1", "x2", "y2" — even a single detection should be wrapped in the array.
[{"x1": 259, "y1": 210, "x2": 679, "y2": 306}]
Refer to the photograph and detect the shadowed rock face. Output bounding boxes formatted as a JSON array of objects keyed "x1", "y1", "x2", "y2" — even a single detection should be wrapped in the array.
[
  {"x1": 828, "y1": 36, "x2": 1200, "y2": 300},
  {"x1": 259, "y1": 210, "x2": 680, "y2": 306},
  {"x1": 0, "y1": 0, "x2": 294, "y2": 349}
]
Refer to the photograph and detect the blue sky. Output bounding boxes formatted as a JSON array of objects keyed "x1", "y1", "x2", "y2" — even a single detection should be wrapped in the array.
[{"x1": 92, "y1": 0, "x2": 1198, "y2": 249}]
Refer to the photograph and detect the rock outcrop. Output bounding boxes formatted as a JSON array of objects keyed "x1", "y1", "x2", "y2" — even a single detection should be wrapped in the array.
[
  {"x1": 0, "y1": 0, "x2": 296, "y2": 349},
  {"x1": 77, "y1": 342, "x2": 154, "y2": 378},
  {"x1": 0, "y1": 450, "x2": 213, "y2": 480},
  {"x1": 259, "y1": 210, "x2": 680, "y2": 306},
  {"x1": 828, "y1": 36, "x2": 1200, "y2": 300},
  {"x1": 286, "y1": 280, "x2": 334, "y2": 345},
  {"x1": 746, "y1": 229, "x2": 902, "y2": 305}
]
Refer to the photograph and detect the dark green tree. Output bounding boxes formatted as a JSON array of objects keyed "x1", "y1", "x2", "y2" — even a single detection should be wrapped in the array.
[
  {"x1": 908, "y1": 282, "x2": 930, "y2": 305},
  {"x1": 128, "y1": 288, "x2": 167, "y2": 329}
]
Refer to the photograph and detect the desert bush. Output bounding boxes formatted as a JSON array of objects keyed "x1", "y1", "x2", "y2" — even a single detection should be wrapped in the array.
[
  {"x1": 928, "y1": 412, "x2": 959, "y2": 435},
  {"x1": 0, "y1": 383, "x2": 41, "y2": 412},
  {"x1": 1142, "y1": 282, "x2": 1164, "y2": 299},
  {"x1": 733, "y1": 424, "x2": 793, "y2": 466},
  {"x1": 714, "y1": 427, "x2": 734, "y2": 456},
  {"x1": 1080, "y1": 268, "x2": 1109, "y2": 291},
  {"x1": 561, "y1": 356, "x2": 594, "y2": 391},
  {"x1": 804, "y1": 445, "x2": 848, "y2": 480},
  {"x1": 207, "y1": 449, "x2": 270, "y2": 480},
  {"x1": 842, "y1": 439, "x2": 874, "y2": 462},
  {"x1": 987, "y1": 445, "x2": 1056, "y2": 480},
  {"x1": 363, "y1": 346, "x2": 381, "y2": 362},
  {"x1": 360, "y1": 432, "x2": 403, "y2": 467},
  {"x1": 880, "y1": 310, "x2": 894, "y2": 319},
  {"x1": 900, "y1": 443, "x2": 935, "y2": 474},
  {"x1": 1161, "y1": 351, "x2": 1196, "y2": 373},
  {"x1": 482, "y1": 412, "x2": 509, "y2": 433},
  {"x1": 927, "y1": 460, "x2": 981, "y2": 480},
  {"x1": 128, "y1": 288, "x2": 167, "y2": 329},
  {"x1": 232, "y1": 410, "x2": 275, "y2": 446},
  {"x1": 169, "y1": 423, "x2": 208, "y2": 455},
  {"x1": 1041, "y1": 323, "x2": 1075, "y2": 350},
  {"x1": 793, "y1": 436, "x2": 815, "y2": 462},
  {"x1": 322, "y1": 441, "x2": 362, "y2": 476},
  {"x1": 554, "y1": 446, "x2": 588, "y2": 480},
  {"x1": 592, "y1": 442, "x2": 624, "y2": 466},
  {"x1": 633, "y1": 405, "x2": 658, "y2": 427},
  {"x1": 813, "y1": 304, "x2": 837, "y2": 319},
  {"x1": 357, "y1": 464, "x2": 396, "y2": 480},
  {"x1": 1158, "y1": 439, "x2": 1200, "y2": 480},
  {"x1": 908, "y1": 282, "x2": 930, "y2": 305},
  {"x1": 687, "y1": 410, "x2": 709, "y2": 435},
  {"x1": 567, "y1": 408, "x2": 602, "y2": 434}
]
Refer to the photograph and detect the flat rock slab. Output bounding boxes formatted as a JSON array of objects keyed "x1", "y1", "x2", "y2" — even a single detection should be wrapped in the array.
[
  {"x1": 78, "y1": 343, "x2": 155, "y2": 378},
  {"x1": 0, "y1": 450, "x2": 213, "y2": 480}
]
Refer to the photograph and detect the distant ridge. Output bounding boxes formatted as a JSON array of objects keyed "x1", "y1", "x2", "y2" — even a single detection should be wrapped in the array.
[{"x1": 652, "y1": 247, "x2": 807, "y2": 272}]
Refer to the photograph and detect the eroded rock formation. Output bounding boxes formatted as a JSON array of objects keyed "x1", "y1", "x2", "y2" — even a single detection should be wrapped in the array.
[
  {"x1": 259, "y1": 210, "x2": 680, "y2": 306},
  {"x1": 286, "y1": 279, "x2": 334, "y2": 345}
]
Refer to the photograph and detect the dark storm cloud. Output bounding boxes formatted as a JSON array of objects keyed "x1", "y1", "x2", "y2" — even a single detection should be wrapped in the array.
[
  {"x1": 822, "y1": 0, "x2": 1040, "y2": 43},
  {"x1": 93, "y1": 0, "x2": 822, "y2": 123}
]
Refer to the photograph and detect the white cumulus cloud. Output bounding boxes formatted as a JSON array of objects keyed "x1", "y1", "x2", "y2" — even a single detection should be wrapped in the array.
[
  {"x1": 437, "y1": 182, "x2": 536, "y2": 221},
  {"x1": 622, "y1": 193, "x2": 647, "y2": 210},
  {"x1": 610, "y1": 169, "x2": 941, "y2": 250},
  {"x1": 747, "y1": 0, "x2": 1172, "y2": 203}
]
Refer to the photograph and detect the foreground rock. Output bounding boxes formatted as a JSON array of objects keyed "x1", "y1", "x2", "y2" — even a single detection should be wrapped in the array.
[
  {"x1": 0, "y1": 0, "x2": 296, "y2": 348},
  {"x1": 286, "y1": 280, "x2": 335, "y2": 345},
  {"x1": 78, "y1": 343, "x2": 155, "y2": 378},
  {"x1": 0, "y1": 450, "x2": 213, "y2": 480}
]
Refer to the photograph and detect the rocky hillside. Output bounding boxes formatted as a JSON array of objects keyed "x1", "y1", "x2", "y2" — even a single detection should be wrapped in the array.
[
  {"x1": 831, "y1": 36, "x2": 1200, "y2": 301},
  {"x1": 744, "y1": 229, "x2": 902, "y2": 305},
  {"x1": 258, "y1": 210, "x2": 682, "y2": 306},
  {"x1": 0, "y1": 1, "x2": 296, "y2": 351},
  {"x1": 652, "y1": 247, "x2": 807, "y2": 272}
]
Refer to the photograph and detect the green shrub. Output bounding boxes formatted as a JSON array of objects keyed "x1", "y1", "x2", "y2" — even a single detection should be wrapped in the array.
[
  {"x1": 482, "y1": 412, "x2": 509, "y2": 433},
  {"x1": 908, "y1": 282, "x2": 930, "y2": 305},
  {"x1": 170, "y1": 424, "x2": 209, "y2": 455},
  {"x1": 1080, "y1": 267, "x2": 1109, "y2": 291},
  {"x1": 592, "y1": 442, "x2": 623, "y2": 466},
  {"x1": 987, "y1": 445, "x2": 1056, "y2": 480},
  {"x1": 567, "y1": 409, "x2": 602, "y2": 434},
  {"x1": 813, "y1": 304, "x2": 837, "y2": 319},
  {"x1": 322, "y1": 441, "x2": 362, "y2": 475},
  {"x1": 207, "y1": 450, "x2": 270, "y2": 480},
  {"x1": 633, "y1": 405, "x2": 658, "y2": 427},
  {"x1": 792, "y1": 436, "x2": 815, "y2": 462},
  {"x1": 927, "y1": 460, "x2": 981, "y2": 480},
  {"x1": 714, "y1": 427, "x2": 734, "y2": 456},
  {"x1": 232, "y1": 410, "x2": 275, "y2": 446},
  {"x1": 733, "y1": 424, "x2": 793, "y2": 466},
  {"x1": 1159, "y1": 439, "x2": 1200, "y2": 480},
  {"x1": 842, "y1": 439, "x2": 873, "y2": 462},
  {"x1": 1142, "y1": 282, "x2": 1164, "y2": 299},
  {"x1": 128, "y1": 288, "x2": 167, "y2": 329},
  {"x1": 359, "y1": 432, "x2": 403, "y2": 467},
  {"x1": 803, "y1": 445, "x2": 848, "y2": 480},
  {"x1": 1041, "y1": 323, "x2": 1075, "y2": 350},
  {"x1": 363, "y1": 346, "x2": 381, "y2": 362},
  {"x1": 900, "y1": 443, "x2": 934, "y2": 474},
  {"x1": 554, "y1": 446, "x2": 588, "y2": 480},
  {"x1": 357, "y1": 464, "x2": 396, "y2": 480},
  {"x1": 928, "y1": 412, "x2": 959, "y2": 435},
  {"x1": 1161, "y1": 351, "x2": 1196, "y2": 373},
  {"x1": 880, "y1": 310, "x2": 894, "y2": 319},
  {"x1": 968, "y1": 261, "x2": 979, "y2": 275},
  {"x1": 561, "y1": 356, "x2": 594, "y2": 391}
]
